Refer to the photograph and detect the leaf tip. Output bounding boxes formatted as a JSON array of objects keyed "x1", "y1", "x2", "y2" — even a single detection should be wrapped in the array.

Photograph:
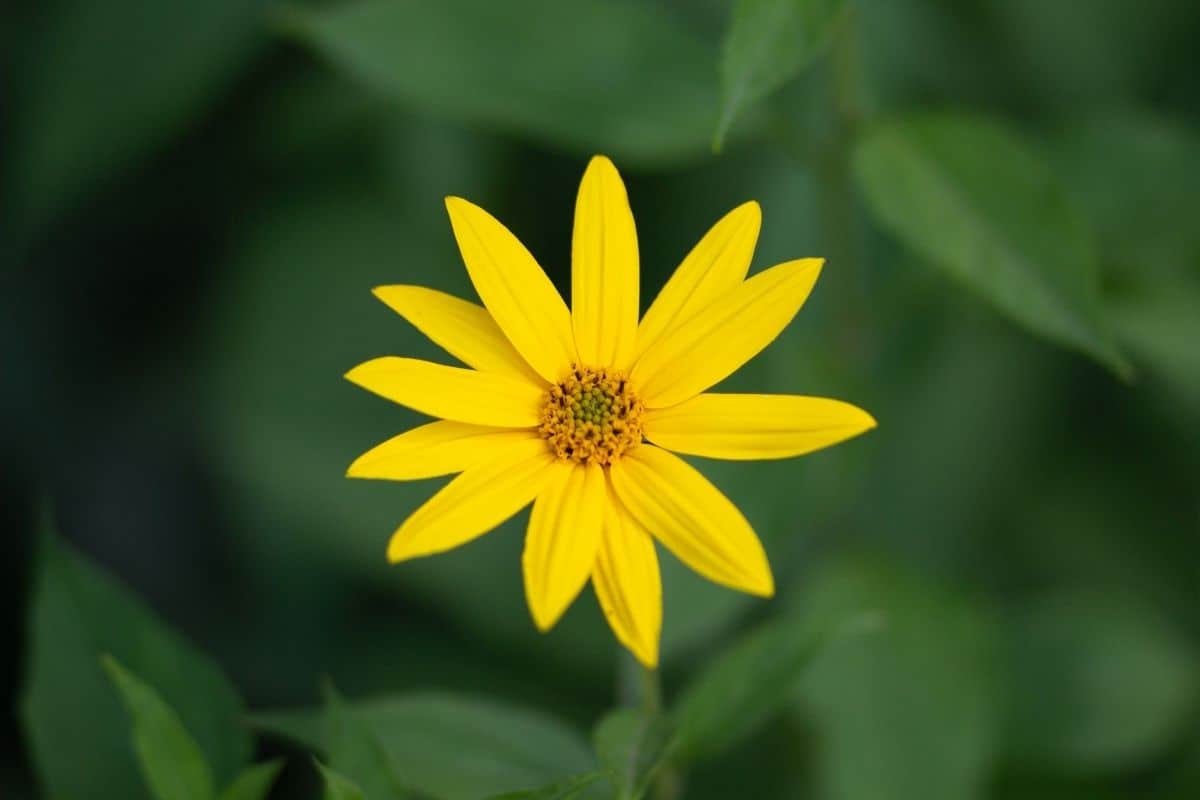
[
  {"x1": 1111, "y1": 352, "x2": 1138, "y2": 384},
  {"x1": 98, "y1": 653, "x2": 120, "y2": 678}
]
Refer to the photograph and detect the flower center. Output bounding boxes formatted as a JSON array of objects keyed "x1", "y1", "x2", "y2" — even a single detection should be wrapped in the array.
[{"x1": 539, "y1": 364, "x2": 644, "y2": 466}]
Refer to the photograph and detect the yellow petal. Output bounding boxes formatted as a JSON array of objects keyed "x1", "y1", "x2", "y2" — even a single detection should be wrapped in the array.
[
  {"x1": 348, "y1": 421, "x2": 541, "y2": 481},
  {"x1": 593, "y1": 482, "x2": 662, "y2": 668},
  {"x1": 571, "y1": 156, "x2": 639, "y2": 370},
  {"x1": 445, "y1": 196, "x2": 577, "y2": 383},
  {"x1": 523, "y1": 462, "x2": 605, "y2": 631},
  {"x1": 372, "y1": 285, "x2": 544, "y2": 386},
  {"x1": 387, "y1": 437, "x2": 556, "y2": 562},
  {"x1": 635, "y1": 201, "x2": 760, "y2": 360},
  {"x1": 345, "y1": 357, "x2": 543, "y2": 427},
  {"x1": 644, "y1": 393, "x2": 876, "y2": 461},
  {"x1": 609, "y1": 445, "x2": 773, "y2": 597},
  {"x1": 630, "y1": 258, "x2": 823, "y2": 408}
]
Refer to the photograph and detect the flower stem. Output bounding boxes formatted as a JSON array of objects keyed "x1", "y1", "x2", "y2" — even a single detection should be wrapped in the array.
[
  {"x1": 629, "y1": 661, "x2": 683, "y2": 800},
  {"x1": 638, "y1": 662, "x2": 662, "y2": 717}
]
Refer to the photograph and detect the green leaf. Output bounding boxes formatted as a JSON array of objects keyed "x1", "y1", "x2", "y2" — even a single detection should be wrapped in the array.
[
  {"x1": 1043, "y1": 112, "x2": 1200, "y2": 412},
  {"x1": 714, "y1": 0, "x2": 846, "y2": 149},
  {"x1": 797, "y1": 556, "x2": 998, "y2": 800},
  {"x1": 1001, "y1": 590, "x2": 1199, "y2": 772},
  {"x1": 21, "y1": 530, "x2": 251, "y2": 800},
  {"x1": 671, "y1": 599, "x2": 880, "y2": 761},
  {"x1": 11, "y1": 0, "x2": 263, "y2": 234},
  {"x1": 853, "y1": 111, "x2": 1131, "y2": 378},
  {"x1": 1107, "y1": 278, "x2": 1200, "y2": 415},
  {"x1": 591, "y1": 709, "x2": 672, "y2": 800},
  {"x1": 323, "y1": 683, "x2": 411, "y2": 800},
  {"x1": 101, "y1": 657, "x2": 215, "y2": 800},
  {"x1": 253, "y1": 692, "x2": 596, "y2": 800},
  {"x1": 217, "y1": 761, "x2": 285, "y2": 800},
  {"x1": 483, "y1": 772, "x2": 605, "y2": 800},
  {"x1": 278, "y1": 0, "x2": 719, "y2": 166},
  {"x1": 316, "y1": 762, "x2": 366, "y2": 800}
]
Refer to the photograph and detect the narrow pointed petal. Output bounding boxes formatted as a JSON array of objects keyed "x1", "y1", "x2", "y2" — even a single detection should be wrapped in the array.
[
  {"x1": 345, "y1": 357, "x2": 543, "y2": 427},
  {"x1": 636, "y1": 201, "x2": 761, "y2": 360},
  {"x1": 445, "y1": 196, "x2": 577, "y2": 383},
  {"x1": 609, "y1": 446, "x2": 773, "y2": 597},
  {"x1": 593, "y1": 482, "x2": 662, "y2": 668},
  {"x1": 372, "y1": 285, "x2": 544, "y2": 386},
  {"x1": 631, "y1": 258, "x2": 823, "y2": 408},
  {"x1": 523, "y1": 462, "x2": 605, "y2": 631},
  {"x1": 571, "y1": 156, "x2": 639, "y2": 369},
  {"x1": 348, "y1": 421, "x2": 542, "y2": 481},
  {"x1": 387, "y1": 438, "x2": 556, "y2": 562},
  {"x1": 644, "y1": 393, "x2": 876, "y2": 461}
]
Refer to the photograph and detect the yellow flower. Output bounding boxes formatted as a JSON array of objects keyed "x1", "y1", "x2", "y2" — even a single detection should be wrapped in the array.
[{"x1": 346, "y1": 156, "x2": 875, "y2": 668}]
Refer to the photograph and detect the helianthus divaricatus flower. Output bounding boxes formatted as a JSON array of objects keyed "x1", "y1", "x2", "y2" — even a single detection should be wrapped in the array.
[{"x1": 345, "y1": 156, "x2": 875, "y2": 667}]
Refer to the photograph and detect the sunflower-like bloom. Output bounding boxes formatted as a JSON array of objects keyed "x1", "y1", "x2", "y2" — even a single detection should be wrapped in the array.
[{"x1": 346, "y1": 156, "x2": 875, "y2": 667}]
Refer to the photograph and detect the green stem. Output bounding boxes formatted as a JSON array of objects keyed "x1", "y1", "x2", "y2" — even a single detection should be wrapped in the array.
[
  {"x1": 638, "y1": 663, "x2": 662, "y2": 717},
  {"x1": 628, "y1": 662, "x2": 682, "y2": 800}
]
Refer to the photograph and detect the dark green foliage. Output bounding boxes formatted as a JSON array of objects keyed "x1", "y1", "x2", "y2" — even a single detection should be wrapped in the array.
[
  {"x1": 854, "y1": 112, "x2": 1130, "y2": 377},
  {"x1": 21, "y1": 533, "x2": 251, "y2": 800},
  {"x1": 715, "y1": 0, "x2": 846, "y2": 148},
  {"x1": 253, "y1": 693, "x2": 597, "y2": 799},
  {"x1": 218, "y1": 762, "x2": 285, "y2": 800},
  {"x1": 592, "y1": 709, "x2": 673, "y2": 800},
  {"x1": 10, "y1": 1, "x2": 1200, "y2": 798},
  {"x1": 103, "y1": 656, "x2": 217, "y2": 800}
]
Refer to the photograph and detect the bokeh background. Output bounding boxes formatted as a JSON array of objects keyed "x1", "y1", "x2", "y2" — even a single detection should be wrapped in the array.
[{"x1": 5, "y1": 0, "x2": 1200, "y2": 798}]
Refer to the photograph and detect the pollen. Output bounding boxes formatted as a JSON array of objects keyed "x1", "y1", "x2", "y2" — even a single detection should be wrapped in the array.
[{"x1": 539, "y1": 364, "x2": 644, "y2": 466}]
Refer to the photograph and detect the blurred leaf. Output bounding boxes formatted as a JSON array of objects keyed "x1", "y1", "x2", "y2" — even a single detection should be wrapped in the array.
[
  {"x1": 253, "y1": 692, "x2": 596, "y2": 800},
  {"x1": 323, "y1": 683, "x2": 411, "y2": 800},
  {"x1": 101, "y1": 656, "x2": 215, "y2": 800},
  {"x1": 317, "y1": 762, "x2": 367, "y2": 800},
  {"x1": 21, "y1": 530, "x2": 251, "y2": 800},
  {"x1": 1001, "y1": 590, "x2": 1199, "y2": 772},
  {"x1": 279, "y1": 0, "x2": 719, "y2": 166},
  {"x1": 1043, "y1": 112, "x2": 1200, "y2": 414},
  {"x1": 671, "y1": 600, "x2": 879, "y2": 762},
  {"x1": 12, "y1": 0, "x2": 263, "y2": 233},
  {"x1": 714, "y1": 0, "x2": 845, "y2": 149},
  {"x1": 484, "y1": 772, "x2": 604, "y2": 800},
  {"x1": 591, "y1": 709, "x2": 672, "y2": 800},
  {"x1": 1107, "y1": 278, "x2": 1200, "y2": 417},
  {"x1": 217, "y1": 761, "x2": 284, "y2": 800},
  {"x1": 854, "y1": 111, "x2": 1130, "y2": 378},
  {"x1": 797, "y1": 556, "x2": 998, "y2": 800}
]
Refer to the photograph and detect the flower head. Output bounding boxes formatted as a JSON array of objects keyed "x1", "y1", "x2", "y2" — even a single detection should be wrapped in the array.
[{"x1": 346, "y1": 156, "x2": 875, "y2": 667}]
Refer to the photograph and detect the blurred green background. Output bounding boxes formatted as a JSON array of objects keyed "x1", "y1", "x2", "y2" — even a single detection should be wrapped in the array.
[{"x1": 5, "y1": 0, "x2": 1200, "y2": 798}]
